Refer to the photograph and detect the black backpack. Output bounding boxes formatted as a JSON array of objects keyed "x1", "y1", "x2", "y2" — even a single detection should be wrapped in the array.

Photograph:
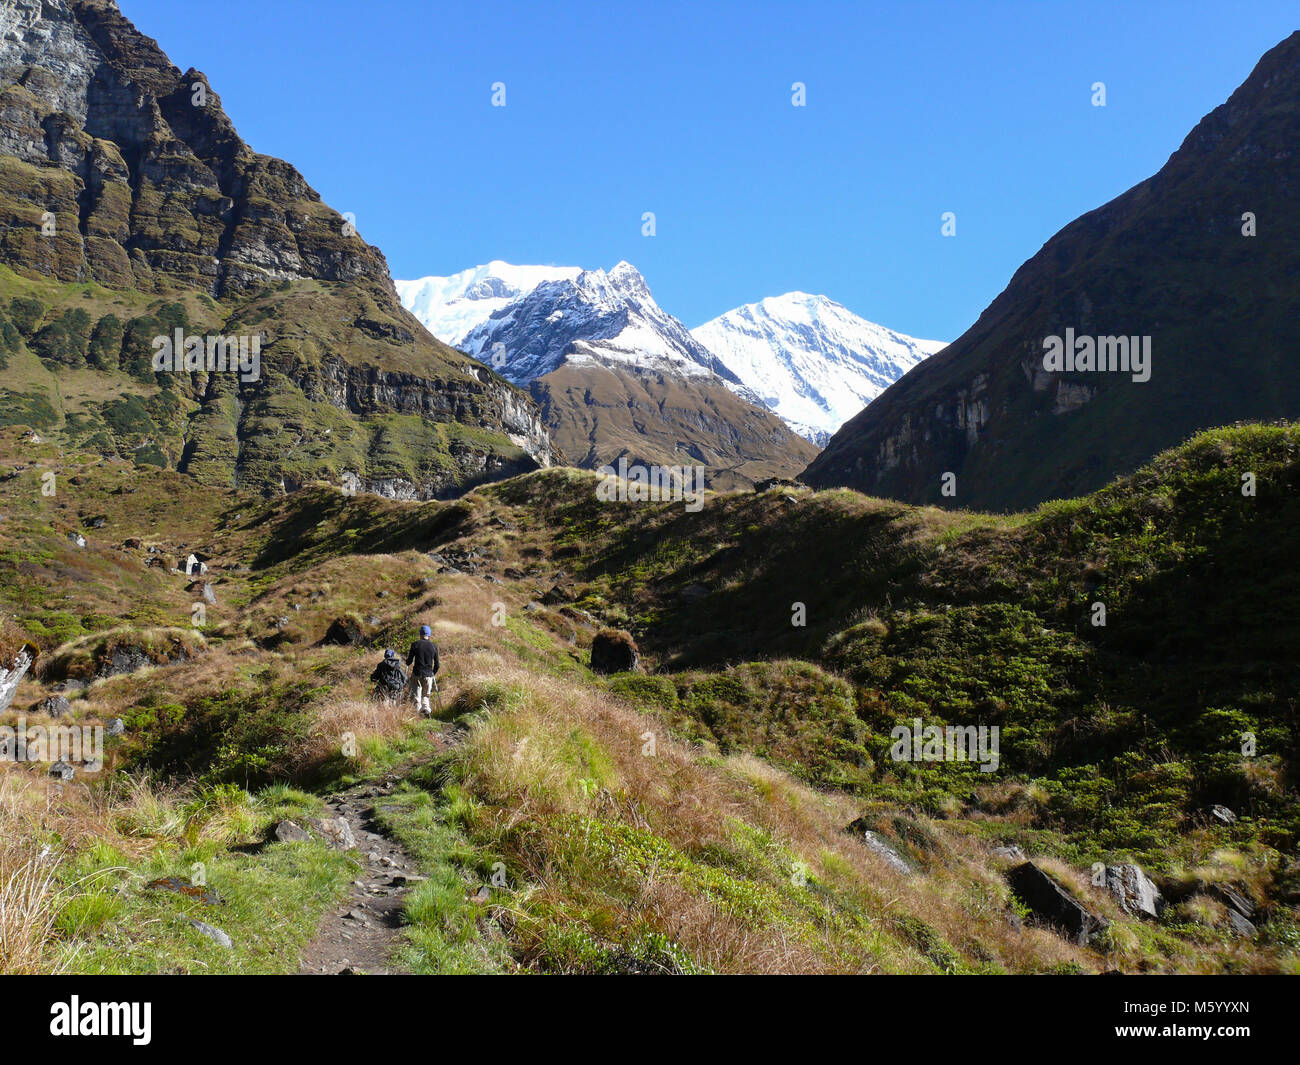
[{"x1": 373, "y1": 659, "x2": 407, "y2": 693}]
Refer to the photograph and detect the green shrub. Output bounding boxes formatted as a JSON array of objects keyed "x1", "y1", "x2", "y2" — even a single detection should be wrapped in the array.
[{"x1": 8, "y1": 295, "x2": 43, "y2": 334}]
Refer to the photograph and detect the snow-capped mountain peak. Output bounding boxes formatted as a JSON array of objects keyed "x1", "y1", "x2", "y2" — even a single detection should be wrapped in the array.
[
  {"x1": 692, "y1": 294, "x2": 946, "y2": 444},
  {"x1": 400, "y1": 260, "x2": 739, "y2": 388},
  {"x1": 395, "y1": 261, "x2": 582, "y2": 347},
  {"x1": 396, "y1": 261, "x2": 945, "y2": 446}
]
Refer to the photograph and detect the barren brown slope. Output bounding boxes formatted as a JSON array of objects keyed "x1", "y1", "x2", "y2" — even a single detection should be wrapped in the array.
[{"x1": 531, "y1": 359, "x2": 820, "y2": 490}]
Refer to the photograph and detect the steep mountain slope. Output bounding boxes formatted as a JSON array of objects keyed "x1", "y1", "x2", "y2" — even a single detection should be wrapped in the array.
[
  {"x1": 692, "y1": 292, "x2": 945, "y2": 445},
  {"x1": 0, "y1": 0, "x2": 556, "y2": 498},
  {"x1": 803, "y1": 30, "x2": 1300, "y2": 510},
  {"x1": 531, "y1": 356, "x2": 817, "y2": 484},
  {"x1": 401, "y1": 260, "x2": 817, "y2": 488}
]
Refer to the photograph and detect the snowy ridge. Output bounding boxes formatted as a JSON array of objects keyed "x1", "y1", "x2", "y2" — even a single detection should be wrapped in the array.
[
  {"x1": 395, "y1": 261, "x2": 582, "y2": 347},
  {"x1": 692, "y1": 293, "x2": 946, "y2": 444},
  {"x1": 396, "y1": 262, "x2": 945, "y2": 444},
  {"x1": 401, "y1": 260, "x2": 742, "y2": 389}
]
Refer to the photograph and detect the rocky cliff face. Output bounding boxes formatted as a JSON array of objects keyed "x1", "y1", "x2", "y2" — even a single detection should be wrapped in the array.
[
  {"x1": 802, "y1": 31, "x2": 1300, "y2": 511},
  {"x1": 0, "y1": 0, "x2": 558, "y2": 498},
  {"x1": 0, "y1": 0, "x2": 390, "y2": 295}
]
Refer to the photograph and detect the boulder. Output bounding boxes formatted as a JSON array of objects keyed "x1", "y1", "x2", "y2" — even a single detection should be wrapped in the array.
[
  {"x1": 1105, "y1": 863, "x2": 1162, "y2": 919},
  {"x1": 1227, "y1": 909, "x2": 1257, "y2": 938},
  {"x1": 1209, "y1": 804, "x2": 1237, "y2": 825},
  {"x1": 35, "y1": 694, "x2": 71, "y2": 717},
  {"x1": 310, "y1": 816, "x2": 357, "y2": 850},
  {"x1": 541, "y1": 584, "x2": 572, "y2": 606},
  {"x1": 48, "y1": 761, "x2": 75, "y2": 781},
  {"x1": 589, "y1": 629, "x2": 640, "y2": 674},
  {"x1": 1212, "y1": 884, "x2": 1256, "y2": 920},
  {"x1": 851, "y1": 825, "x2": 913, "y2": 875},
  {"x1": 992, "y1": 845, "x2": 1026, "y2": 861},
  {"x1": 99, "y1": 646, "x2": 150, "y2": 678},
  {"x1": 322, "y1": 616, "x2": 364, "y2": 646},
  {"x1": 1006, "y1": 861, "x2": 1108, "y2": 945},
  {"x1": 106, "y1": 718, "x2": 125, "y2": 737},
  {"x1": 274, "y1": 820, "x2": 312, "y2": 843}
]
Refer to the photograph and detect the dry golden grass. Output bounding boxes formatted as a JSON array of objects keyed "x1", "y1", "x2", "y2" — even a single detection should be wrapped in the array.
[
  {"x1": 441, "y1": 651, "x2": 1106, "y2": 974},
  {"x1": 0, "y1": 775, "x2": 69, "y2": 973},
  {"x1": 305, "y1": 691, "x2": 412, "y2": 769},
  {"x1": 0, "y1": 837, "x2": 65, "y2": 973}
]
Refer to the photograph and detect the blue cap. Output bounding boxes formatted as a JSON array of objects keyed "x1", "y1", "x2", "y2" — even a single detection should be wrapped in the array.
[
  {"x1": 384, "y1": 648, "x2": 396, "y2": 660},
  {"x1": 420, "y1": 625, "x2": 431, "y2": 637}
]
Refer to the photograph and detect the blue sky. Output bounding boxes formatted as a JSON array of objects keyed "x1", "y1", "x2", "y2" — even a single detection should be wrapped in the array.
[{"x1": 122, "y1": 0, "x2": 1295, "y2": 341}]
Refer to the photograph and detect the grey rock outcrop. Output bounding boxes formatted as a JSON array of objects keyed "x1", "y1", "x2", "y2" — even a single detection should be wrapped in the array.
[
  {"x1": 274, "y1": 820, "x2": 312, "y2": 844},
  {"x1": 0, "y1": 644, "x2": 34, "y2": 713},
  {"x1": 857, "y1": 828, "x2": 913, "y2": 876},
  {"x1": 1007, "y1": 861, "x2": 1108, "y2": 945},
  {"x1": 310, "y1": 816, "x2": 357, "y2": 850},
  {"x1": 1105, "y1": 863, "x2": 1162, "y2": 919},
  {"x1": 35, "y1": 694, "x2": 71, "y2": 717}
]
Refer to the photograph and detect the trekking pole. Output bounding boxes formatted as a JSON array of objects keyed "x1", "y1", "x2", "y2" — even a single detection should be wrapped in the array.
[{"x1": 433, "y1": 675, "x2": 443, "y2": 714}]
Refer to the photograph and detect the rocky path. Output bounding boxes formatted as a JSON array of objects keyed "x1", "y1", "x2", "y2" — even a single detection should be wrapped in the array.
[
  {"x1": 297, "y1": 775, "x2": 424, "y2": 975},
  {"x1": 297, "y1": 728, "x2": 466, "y2": 975}
]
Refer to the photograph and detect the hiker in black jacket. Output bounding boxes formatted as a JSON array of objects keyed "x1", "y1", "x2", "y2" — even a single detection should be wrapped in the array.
[
  {"x1": 406, "y1": 624, "x2": 441, "y2": 717},
  {"x1": 369, "y1": 648, "x2": 407, "y2": 703}
]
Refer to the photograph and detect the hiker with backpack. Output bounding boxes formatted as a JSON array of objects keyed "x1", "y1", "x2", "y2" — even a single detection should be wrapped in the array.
[
  {"x1": 369, "y1": 648, "x2": 407, "y2": 703},
  {"x1": 406, "y1": 624, "x2": 441, "y2": 717}
]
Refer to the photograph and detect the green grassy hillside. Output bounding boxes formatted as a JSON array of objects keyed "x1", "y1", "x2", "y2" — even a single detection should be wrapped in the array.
[
  {"x1": 0, "y1": 267, "x2": 546, "y2": 497},
  {"x1": 1, "y1": 421, "x2": 1296, "y2": 974}
]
